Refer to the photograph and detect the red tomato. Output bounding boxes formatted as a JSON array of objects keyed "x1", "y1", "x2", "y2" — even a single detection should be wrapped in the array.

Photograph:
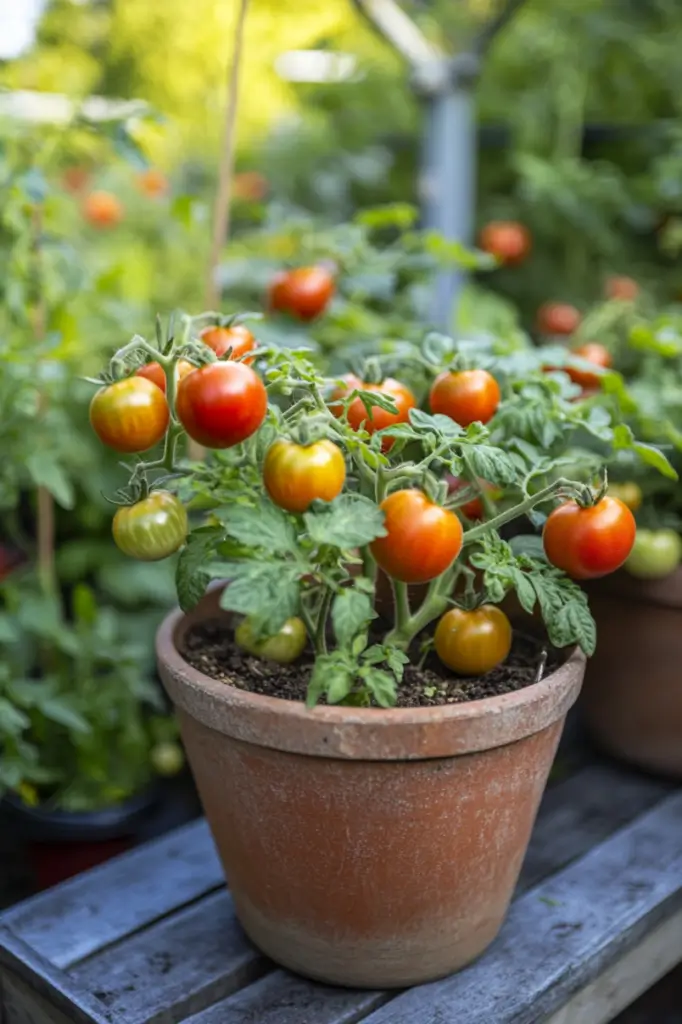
[
  {"x1": 135, "y1": 360, "x2": 194, "y2": 394},
  {"x1": 536, "y1": 303, "x2": 581, "y2": 336},
  {"x1": 137, "y1": 168, "x2": 169, "y2": 197},
  {"x1": 176, "y1": 361, "x2": 267, "y2": 449},
  {"x1": 566, "y1": 343, "x2": 612, "y2": 389},
  {"x1": 370, "y1": 490, "x2": 463, "y2": 583},
  {"x1": 479, "y1": 221, "x2": 531, "y2": 265},
  {"x1": 90, "y1": 378, "x2": 169, "y2": 453},
  {"x1": 605, "y1": 275, "x2": 639, "y2": 301},
  {"x1": 435, "y1": 605, "x2": 512, "y2": 675},
  {"x1": 332, "y1": 376, "x2": 416, "y2": 452},
  {"x1": 82, "y1": 190, "x2": 123, "y2": 229},
  {"x1": 199, "y1": 324, "x2": 256, "y2": 364},
  {"x1": 268, "y1": 266, "x2": 335, "y2": 321},
  {"x1": 430, "y1": 369, "x2": 500, "y2": 427},
  {"x1": 113, "y1": 492, "x2": 188, "y2": 561},
  {"x1": 543, "y1": 496, "x2": 636, "y2": 580}
]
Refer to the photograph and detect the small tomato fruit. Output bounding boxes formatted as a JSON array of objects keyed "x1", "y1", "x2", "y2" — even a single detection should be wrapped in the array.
[
  {"x1": 263, "y1": 438, "x2": 346, "y2": 513},
  {"x1": 607, "y1": 481, "x2": 643, "y2": 513},
  {"x1": 605, "y1": 275, "x2": 639, "y2": 302},
  {"x1": 370, "y1": 490, "x2": 463, "y2": 584},
  {"x1": 150, "y1": 742, "x2": 185, "y2": 776},
  {"x1": 135, "y1": 360, "x2": 194, "y2": 394},
  {"x1": 479, "y1": 221, "x2": 531, "y2": 265},
  {"x1": 82, "y1": 190, "x2": 123, "y2": 228},
  {"x1": 430, "y1": 369, "x2": 500, "y2": 427},
  {"x1": 90, "y1": 377, "x2": 169, "y2": 453},
  {"x1": 235, "y1": 616, "x2": 307, "y2": 664},
  {"x1": 137, "y1": 168, "x2": 169, "y2": 197},
  {"x1": 112, "y1": 491, "x2": 188, "y2": 561},
  {"x1": 543, "y1": 496, "x2": 636, "y2": 580},
  {"x1": 536, "y1": 302, "x2": 581, "y2": 336},
  {"x1": 435, "y1": 605, "x2": 513, "y2": 676},
  {"x1": 268, "y1": 266, "x2": 335, "y2": 321},
  {"x1": 176, "y1": 361, "x2": 267, "y2": 449},
  {"x1": 199, "y1": 323, "x2": 256, "y2": 364},
  {"x1": 625, "y1": 529, "x2": 682, "y2": 580},
  {"x1": 566, "y1": 343, "x2": 612, "y2": 389},
  {"x1": 332, "y1": 376, "x2": 416, "y2": 452}
]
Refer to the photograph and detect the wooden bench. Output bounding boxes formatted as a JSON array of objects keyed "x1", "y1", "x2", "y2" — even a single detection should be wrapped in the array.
[{"x1": 1, "y1": 745, "x2": 681, "y2": 1024}]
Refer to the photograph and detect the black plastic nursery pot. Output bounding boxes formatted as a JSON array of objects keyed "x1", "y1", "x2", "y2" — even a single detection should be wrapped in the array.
[{"x1": 3, "y1": 786, "x2": 159, "y2": 890}]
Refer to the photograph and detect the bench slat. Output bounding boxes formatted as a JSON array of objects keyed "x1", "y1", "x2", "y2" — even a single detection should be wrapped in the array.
[
  {"x1": 359, "y1": 790, "x2": 682, "y2": 1024},
  {"x1": 182, "y1": 971, "x2": 387, "y2": 1024},
  {"x1": 69, "y1": 891, "x2": 264, "y2": 1024},
  {"x1": 0, "y1": 820, "x2": 222, "y2": 969},
  {"x1": 39, "y1": 765, "x2": 671, "y2": 1024}
]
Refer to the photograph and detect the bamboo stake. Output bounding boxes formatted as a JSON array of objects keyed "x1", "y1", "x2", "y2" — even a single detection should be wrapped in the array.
[{"x1": 32, "y1": 205, "x2": 56, "y2": 594}]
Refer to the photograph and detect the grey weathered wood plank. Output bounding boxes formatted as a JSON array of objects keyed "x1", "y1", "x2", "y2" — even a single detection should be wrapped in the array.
[
  {"x1": 182, "y1": 971, "x2": 388, "y2": 1024},
  {"x1": 519, "y1": 763, "x2": 674, "y2": 892},
  {"x1": 53, "y1": 761, "x2": 674, "y2": 1024},
  {"x1": 359, "y1": 790, "x2": 682, "y2": 1024},
  {"x1": 0, "y1": 927, "x2": 121, "y2": 1024},
  {"x1": 0, "y1": 819, "x2": 222, "y2": 970},
  {"x1": 69, "y1": 891, "x2": 265, "y2": 1024}
]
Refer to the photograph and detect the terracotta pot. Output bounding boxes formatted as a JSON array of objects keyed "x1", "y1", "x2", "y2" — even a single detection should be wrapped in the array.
[
  {"x1": 583, "y1": 568, "x2": 682, "y2": 777},
  {"x1": 157, "y1": 588, "x2": 585, "y2": 988}
]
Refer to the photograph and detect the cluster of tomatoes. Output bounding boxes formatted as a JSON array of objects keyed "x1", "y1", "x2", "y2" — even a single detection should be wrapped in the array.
[{"x1": 479, "y1": 220, "x2": 638, "y2": 388}]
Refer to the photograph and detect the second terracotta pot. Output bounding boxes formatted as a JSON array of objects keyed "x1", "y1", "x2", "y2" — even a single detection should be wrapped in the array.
[
  {"x1": 157, "y1": 589, "x2": 585, "y2": 988},
  {"x1": 583, "y1": 568, "x2": 682, "y2": 777}
]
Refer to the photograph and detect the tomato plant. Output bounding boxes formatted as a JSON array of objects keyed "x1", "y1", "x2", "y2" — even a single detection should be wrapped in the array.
[
  {"x1": 536, "y1": 303, "x2": 581, "y2": 336},
  {"x1": 435, "y1": 606, "x2": 512, "y2": 676},
  {"x1": 200, "y1": 323, "x2": 257, "y2": 364},
  {"x1": 90, "y1": 378, "x2": 169, "y2": 453},
  {"x1": 625, "y1": 529, "x2": 682, "y2": 579},
  {"x1": 113, "y1": 491, "x2": 188, "y2": 561},
  {"x1": 89, "y1": 305, "x2": 673, "y2": 710},
  {"x1": 479, "y1": 221, "x2": 531, "y2": 265},
  {"x1": 543, "y1": 496, "x2": 637, "y2": 580},
  {"x1": 176, "y1": 361, "x2": 267, "y2": 448},
  {"x1": 429, "y1": 369, "x2": 500, "y2": 427},
  {"x1": 264, "y1": 438, "x2": 346, "y2": 513},
  {"x1": 268, "y1": 266, "x2": 335, "y2": 321}
]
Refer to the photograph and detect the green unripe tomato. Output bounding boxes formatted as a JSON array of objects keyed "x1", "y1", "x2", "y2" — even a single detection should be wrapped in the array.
[
  {"x1": 235, "y1": 617, "x2": 307, "y2": 664},
  {"x1": 150, "y1": 741, "x2": 185, "y2": 776},
  {"x1": 625, "y1": 529, "x2": 682, "y2": 580}
]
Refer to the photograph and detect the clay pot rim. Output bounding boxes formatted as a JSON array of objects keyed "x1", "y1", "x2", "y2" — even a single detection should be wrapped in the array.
[{"x1": 157, "y1": 591, "x2": 586, "y2": 761}]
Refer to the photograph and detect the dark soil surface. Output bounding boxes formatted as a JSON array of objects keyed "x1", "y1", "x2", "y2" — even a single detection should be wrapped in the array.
[{"x1": 181, "y1": 620, "x2": 563, "y2": 708}]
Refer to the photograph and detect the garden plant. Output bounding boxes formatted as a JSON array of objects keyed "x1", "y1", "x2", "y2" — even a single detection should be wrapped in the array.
[{"x1": 84, "y1": 288, "x2": 673, "y2": 985}]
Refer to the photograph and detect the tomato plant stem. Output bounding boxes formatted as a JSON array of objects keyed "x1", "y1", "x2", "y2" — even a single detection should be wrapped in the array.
[
  {"x1": 392, "y1": 580, "x2": 411, "y2": 631},
  {"x1": 462, "y1": 477, "x2": 579, "y2": 546},
  {"x1": 384, "y1": 569, "x2": 455, "y2": 650},
  {"x1": 315, "y1": 589, "x2": 333, "y2": 655}
]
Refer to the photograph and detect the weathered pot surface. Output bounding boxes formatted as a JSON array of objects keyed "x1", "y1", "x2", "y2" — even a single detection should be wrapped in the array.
[
  {"x1": 157, "y1": 587, "x2": 585, "y2": 988},
  {"x1": 583, "y1": 568, "x2": 682, "y2": 777}
]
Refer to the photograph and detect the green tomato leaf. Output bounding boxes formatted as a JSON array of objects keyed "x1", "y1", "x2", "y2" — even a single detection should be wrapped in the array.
[
  {"x1": 362, "y1": 668, "x2": 397, "y2": 708},
  {"x1": 529, "y1": 567, "x2": 596, "y2": 656},
  {"x1": 0, "y1": 698, "x2": 30, "y2": 736},
  {"x1": 306, "y1": 653, "x2": 354, "y2": 707},
  {"x1": 332, "y1": 588, "x2": 376, "y2": 649},
  {"x1": 217, "y1": 561, "x2": 301, "y2": 636},
  {"x1": 509, "y1": 535, "x2": 547, "y2": 561},
  {"x1": 409, "y1": 408, "x2": 464, "y2": 439},
  {"x1": 26, "y1": 452, "x2": 74, "y2": 509},
  {"x1": 175, "y1": 528, "x2": 220, "y2": 612},
  {"x1": 41, "y1": 698, "x2": 91, "y2": 735},
  {"x1": 304, "y1": 494, "x2": 386, "y2": 548},
  {"x1": 459, "y1": 443, "x2": 518, "y2": 486},
  {"x1": 217, "y1": 500, "x2": 297, "y2": 552}
]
